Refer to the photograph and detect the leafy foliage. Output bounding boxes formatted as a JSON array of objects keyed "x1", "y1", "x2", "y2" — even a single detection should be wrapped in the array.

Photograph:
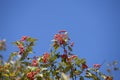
[{"x1": 0, "y1": 31, "x2": 119, "y2": 80}]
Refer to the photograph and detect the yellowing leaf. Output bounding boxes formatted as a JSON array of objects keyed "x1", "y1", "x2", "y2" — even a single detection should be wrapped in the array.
[{"x1": 61, "y1": 72, "x2": 70, "y2": 80}]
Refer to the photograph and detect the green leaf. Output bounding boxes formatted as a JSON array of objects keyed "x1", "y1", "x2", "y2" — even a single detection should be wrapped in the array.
[
  {"x1": 38, "y1": 57, "x2": 42, "y2": 62},
  {"x1": 31, "y1": 67, "x2": 38, "y2": 71},
  {"x1": 27, "y1": 66, "x2": 33, "y2": 70},
  {"x1": 20, "y1": 52, "x2": 28, "y2": 61},
  {"x1": 59, "y1": 62, "x2": 66, "y2": 67},
  {"x1": 41, "y1": 68, "x2": 47, "y2": 71},
  {"x1": 75, "y1": 58, "x2": 85, "y2": 66},
  {"x1": 80, "y1": 76, "x2": 84, "y2": 80},
  {"x1": 85, "y1": 71, "x2": 100, "y2": 80},
  {"x1": 12, "y1": 41, "x2": 19, "y2": 45},
  {"x1": 64, "y1": 66, "x2": 70, "y2": 72},
  {"x1": 74, "y1": 70, "x2": 82, "y2": 75},
  {"x1": 99, "y1": 72, "x2": 106, "y2": 79},
  {"x1": 53, "y1": 71, "x2": 58, "y2": 76},
  {"x1": 61, "y1": 72, "x2": 69, "y2": 80},
  {"x1": 3, "y1": 74, "x2": 9, "y2": 77},
  {"x1": 53, "y1": 43, "x2": 59, "y2": 50},
  {"x1": 29, "y1": 42, "x2": 35, "y2": 46},
  {"x1": 13, "y1": 41, "x2": 24, "y2": 46},
  {"x1": 35, "y1": 74, "x2": 43, "y2": 78},
  {"x1": 49, "y1": 54, "x2": 57, "y2": 62},
  {"x1": 27, "y1": 46, "x2": 33, "y2": 53},
  {"x1": 68, "y1": 46, "x2": 72, "y2": 51},
  {"x1": 21, "y1": 61, "x2": 31, "y2": 66},
  {"x1": 26, "y1": 37, "x2": 37, "y2": 42},
  {"x1": 8, "y1": 52, "x2": 18, "y2": 62}
]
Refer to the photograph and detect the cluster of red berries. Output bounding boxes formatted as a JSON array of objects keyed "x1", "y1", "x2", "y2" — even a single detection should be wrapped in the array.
[
  {"x1": 17, "y1": 36, "x2": 29, "y2": 54},
  {"x1": 31, "y1": 59, "x2": 39, "y2": 66},
  {"x1": 54, "y1": 30, "x2": 69, "y2": 45},
  {"x1": 27, "y1": 68, "x2": 40, "y2": 80},
  {"x1": 42, "y1": 52, "x2": 50, "y2": 63}
]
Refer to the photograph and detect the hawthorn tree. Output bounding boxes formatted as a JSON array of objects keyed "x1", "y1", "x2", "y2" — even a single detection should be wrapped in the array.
[{"x1": 0, "y1": 30, "x2": 119, "y2": 80}]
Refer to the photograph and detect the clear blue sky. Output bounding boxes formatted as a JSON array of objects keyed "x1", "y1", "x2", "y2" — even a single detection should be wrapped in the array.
[{"x1": 0, "y1": 0, "x2": 120, "y2": 79}]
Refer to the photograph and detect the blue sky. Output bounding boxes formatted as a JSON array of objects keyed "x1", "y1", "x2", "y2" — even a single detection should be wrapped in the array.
[{"x1": 0, "y1": 0, "x2": 120, "y2": 79}]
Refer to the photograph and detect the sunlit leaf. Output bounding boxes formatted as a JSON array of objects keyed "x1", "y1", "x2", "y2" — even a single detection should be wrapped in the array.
[
  {"x1": 74, "y1": 70, "x2": 82, "y2": 75},
  {"x1": 3, "y1": 74, "x2": 9, "y2": 77},
  {"x1": 8, "y1": 52, "x2": 18, "y2": 62},
  {"x1": 53, "y1": 43, "x2": 59, "y2": 50},
  {"x1": 99, "y1": 72, "x2": 106, "y2": 79},
  {"x1": 26, "y1": 37, "x2": 37, "y2": 42},
  {"x1": 41, "y1": 68, "x2": 47, "y2": 71},
  {"x1": 21, "y1": 61, "x2": 31, "y2": 66},
  {"x1": 64, "y1": 66, "x2": 70, "y2": 72},
  {"x1": 75, "y1": 58, "x2": 85, "y2": 66},
  {"x1": 20, "y1": 52, "x2": 28, "y2": 61},
  {"x1": 61, "y1": 72, "x2": 70, "y2": 80},
  {"x1": 85, "y1": 71, "x2": 100, "y2": 80},
  {"x1": 27, "y1": 46, "x2": 33, "y2": 53}
]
